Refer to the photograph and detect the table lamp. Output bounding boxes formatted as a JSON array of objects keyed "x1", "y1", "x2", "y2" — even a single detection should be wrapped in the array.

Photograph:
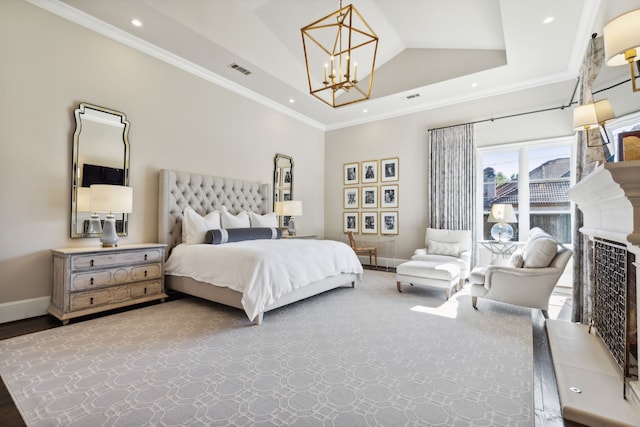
[
  {"x1": 90, "y1": 184, "x2": 133, "y2": 247},
  {"x1": 274, "y1": 200, "x2": 302, "y2": 236},
  {"x1": 488, "y1": 203, "x2": 517, "y2": 242}
]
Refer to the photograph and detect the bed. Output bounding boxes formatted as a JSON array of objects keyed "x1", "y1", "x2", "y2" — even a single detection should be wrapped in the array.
[{"x1": 158, "y1": 169, "x2": 363, "y2": 324}]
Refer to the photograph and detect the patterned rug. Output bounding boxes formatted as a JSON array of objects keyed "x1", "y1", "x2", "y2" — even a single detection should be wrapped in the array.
[{"x1": 0, "y1": 270, "x2": 533, "y2": 426}]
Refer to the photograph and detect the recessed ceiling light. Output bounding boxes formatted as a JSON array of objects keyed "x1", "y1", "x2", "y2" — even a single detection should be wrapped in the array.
[
  {"x1": 543, "y1": 16, "x2": 554, "y2": 24},
  {"x1": 363, "y1": 109, "x2": 368, "y2": 113},
  {"x1": 289, "y1": 98, "x2": 295, "y2": 103},
  {"x1": 130, "y1": 19, "x2": 142, "y2": 27},
  {"x1": 470, "y1": 82, "x2": 478, "y2": 88}
]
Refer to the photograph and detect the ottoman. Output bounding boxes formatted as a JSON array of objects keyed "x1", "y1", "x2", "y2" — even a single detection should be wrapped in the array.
[{"x1": 396, "y1": 260, "x2": 461, "y2": 299}]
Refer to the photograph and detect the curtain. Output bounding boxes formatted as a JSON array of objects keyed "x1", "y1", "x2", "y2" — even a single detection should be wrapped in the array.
[
  {"x1": 427, "y1": 124, "x2": 476, "y2": 235},
  {"x1": 572, "y1": 36, "x2": 608, "y2": 324}
]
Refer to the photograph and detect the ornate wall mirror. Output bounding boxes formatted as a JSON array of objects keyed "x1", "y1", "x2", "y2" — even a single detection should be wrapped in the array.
[
  {"x1": 273, "y1": 153, "x2": 293, "y2": 225},
  {"x1": 71, "y1": 103, "x2": 130, "y2": 238}
]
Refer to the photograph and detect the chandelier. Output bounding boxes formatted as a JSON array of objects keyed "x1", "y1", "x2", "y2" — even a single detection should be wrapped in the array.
[{"x1": 301, "y1": 1, "x2": 378, "y2": 108}]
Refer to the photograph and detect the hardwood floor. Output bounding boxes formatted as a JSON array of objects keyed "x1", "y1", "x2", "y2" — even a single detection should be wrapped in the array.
[{"x1": 1, "y1": 291, "x2": 570, "y2": 427}]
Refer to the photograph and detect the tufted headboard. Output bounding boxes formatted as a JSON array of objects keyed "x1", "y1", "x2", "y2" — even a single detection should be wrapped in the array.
[{"x1": 158, "y1": 169, "x2": 271, "y2": 254}]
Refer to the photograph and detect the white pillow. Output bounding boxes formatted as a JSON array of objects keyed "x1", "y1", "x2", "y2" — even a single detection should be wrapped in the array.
[
  {"x1": 427, "y1": 240, "x2": 460, "y2": 257},
  {"x1": 249, "y1": 212, "x2": 278, "y2": 228},
  {"x1": 523, "y1": 237, "x2": 557, "y2": 268},
  {"x1": 220, "y1": 209, "x2": 250, "y2": 229},
  {"x1": 509, "y1": 249, "x2": 524, "y2": 268},
  {"x1": 182, "y1": 207, "x2": 221, "y2": 244}
]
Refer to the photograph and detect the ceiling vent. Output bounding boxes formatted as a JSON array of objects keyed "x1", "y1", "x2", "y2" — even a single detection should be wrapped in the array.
[
  {"x1": 228, "y1": 63, "x2": 252, "y2": 76},
  {"x1": 405, "y1": 93, "x2": 421, "y2": 100}
]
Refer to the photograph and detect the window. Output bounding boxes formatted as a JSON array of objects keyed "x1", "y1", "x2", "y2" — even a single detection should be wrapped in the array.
[{"x1": 479, "y1": 137, "x2": 574, "y2": 244}]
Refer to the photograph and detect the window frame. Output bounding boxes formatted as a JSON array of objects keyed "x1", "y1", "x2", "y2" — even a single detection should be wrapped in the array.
[{"x1": 476, "y1": 135, "x2": 576, "y2": 244}]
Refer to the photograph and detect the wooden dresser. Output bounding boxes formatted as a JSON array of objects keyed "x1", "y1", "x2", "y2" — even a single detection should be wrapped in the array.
[{"x1": 49, "y1": 243, "x2": 167, "y2": 324}]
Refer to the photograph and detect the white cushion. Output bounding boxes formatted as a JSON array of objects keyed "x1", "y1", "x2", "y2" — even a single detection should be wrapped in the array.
[
  {"x1": 220, "y1": 209, "x2": 250, "y2": 229},
  {"x1": 509, "y1": 249, "x2": 524, "y2": 268},
  {"x1": 523, "y1": 237, "x2": 557, "y2": 268},
  {"x1": 427, "y1": 240, "x2": 460, "y2": 257},
  {"x1": 396, "y1": 260, "x2": 460, "y2": 281},
  {"x1": 248, "y1": 212, "x2": 278, "y2": 228},
  {"x1": 182, "y1": 207, "x2": 221, "y2": 244}
]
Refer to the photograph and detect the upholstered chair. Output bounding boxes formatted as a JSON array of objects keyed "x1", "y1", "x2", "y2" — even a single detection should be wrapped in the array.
[
  {"x1": 411, "y1": 228, "x2": 473, "y2": 284},
  {"x1": 469, "y1": 228, "x2": 573, "y2": 318}
]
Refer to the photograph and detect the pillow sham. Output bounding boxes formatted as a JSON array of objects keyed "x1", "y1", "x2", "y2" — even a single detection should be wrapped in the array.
[
  {"x1": 427, "y1": 240, "x2": 460, "y2": 257},
  {"x1": 205, "y1": 227, "x2": 282, "y2": 244},
  {"x1": 249, "y1": 211, "x2": 278, "y2": 228},
  {"x1": 220, "y1": 209, "x2": 250, "y2": 229},
  {"x1": 182, "y1": 207, "x2": 221, "y2": 244}
]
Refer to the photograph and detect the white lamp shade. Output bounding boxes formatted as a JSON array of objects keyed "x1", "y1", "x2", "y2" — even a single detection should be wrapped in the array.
[
  {"x1": 573, "y1": 104, "x2": 598, "y2": 130},
  {"x1": 488, "y1": 204, "x2": 517, "y2": 223},
  {"x1": 274, "y1": 200, "x2": 302, "y2": 216},
  {"x1": 593, "y1": 99, "x2": 615, "y2": 123},
  {"x1": 604, "y1": 9, "x2": 640, "y2": 66},
  {"x1": 76, "y1": 187, "x2": 91, "y2": 212},
  {"x1": 90, "y1": 184, "x2": 133, "y2": 213}
]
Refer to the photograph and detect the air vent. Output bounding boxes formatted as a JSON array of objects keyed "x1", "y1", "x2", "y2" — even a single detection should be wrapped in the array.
[
  {"x1": 228, "y1": 63, "x2": 252, "y2": 76},
  {"x1": 405, "y1": 93, "x2": 421, "y2": 100}
]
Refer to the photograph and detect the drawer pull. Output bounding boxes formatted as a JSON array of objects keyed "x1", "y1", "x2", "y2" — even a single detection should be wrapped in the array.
[
  {"x1": 144, "y1": 254, "x2": 148, "y2": 261},
  {"x1": 144, "y1": 287, "x2": 148, "y2": 294},
  {"x1": 90, "y1": 297, "x2": 94, "y2": 305},
  {"x1": 90, "y1": 259, "x2": 94, "y2": 267},
  {"x1": 90, "y1": 277, "x2": 94, "y2": 285},
  {"x1": 144, "y1": 270, "x2": 148, "y2": 277}
]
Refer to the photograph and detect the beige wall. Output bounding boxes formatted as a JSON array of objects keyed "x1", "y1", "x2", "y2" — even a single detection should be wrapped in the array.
[{"x1": 0, "y1": 0, "x2": 324, "y2": 317}]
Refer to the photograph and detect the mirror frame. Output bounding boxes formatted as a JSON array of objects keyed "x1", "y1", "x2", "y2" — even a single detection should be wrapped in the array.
[
  {"x1": 273, "y1": 153, "x2": 293, "y2": 223},
  {"x1": 70, "y1": 102, "x2": 130, "y2": 238}
]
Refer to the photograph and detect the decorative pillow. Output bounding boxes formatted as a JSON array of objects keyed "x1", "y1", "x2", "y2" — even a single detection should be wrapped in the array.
[
  {"x1": 205, "y1": 227, "x2": 281, "y2": 244},
  {"x1": 522, "y1": 237, "x2": 557, "y2": 268},
  {"x1": 509, "y1": 249, "x2": 524, "y2": 268},
  {"x1": 220, "y1": 209, "x2": 250, "y2": 229},
  {"x1": 182, "y1": 207, "x2": 221, "y2": 244},
  {"x1": 427, "y1": 240, "x2": 460, "y2": 257},
  {"x1": 249, "y1": 212, "x2": 278, "y2": 228}
]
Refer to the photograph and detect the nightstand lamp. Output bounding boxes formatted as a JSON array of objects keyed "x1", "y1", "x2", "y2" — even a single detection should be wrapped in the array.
[
  {"x1": 90, "y1": 184, "x2": 133, "y2": 247},
  {"x1": 275, "y1": 200, "x2": 302, "y2": 236},
  {"x1": 488, "y1": 203, "x2": 517, "y2": 242}
]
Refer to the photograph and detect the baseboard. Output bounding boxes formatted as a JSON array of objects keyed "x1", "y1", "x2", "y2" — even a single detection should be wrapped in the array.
[{"x1": 0, "y1": 296, "x2": 50, "y2": 324}]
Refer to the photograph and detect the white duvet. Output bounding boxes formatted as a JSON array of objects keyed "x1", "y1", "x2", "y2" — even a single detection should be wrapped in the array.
[{"x1": 164, "y1": 239, "x2": 363, "y2": 321}]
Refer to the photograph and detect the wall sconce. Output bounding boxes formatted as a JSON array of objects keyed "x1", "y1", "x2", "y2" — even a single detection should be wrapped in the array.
[
  {"x1": 90, "y1": 184, "x2": 133, "y2": 247},
  {"x1": 573, "y1": 99, "x2": 616, "y2": 147},
  {"x1": 488, "y1": 203, "x2": 517, "y2": 242},
  {"x1": 274, "y1": 200, "x2": 302, "y2": 236},
  {"x1": 603, "y1": 9, "x2": 640, "y2": 92}
]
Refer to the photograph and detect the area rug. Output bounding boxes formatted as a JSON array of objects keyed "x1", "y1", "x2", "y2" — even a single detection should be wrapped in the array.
[{"x1": 0, "y1": 270, "x2": 533, "y2": 426}]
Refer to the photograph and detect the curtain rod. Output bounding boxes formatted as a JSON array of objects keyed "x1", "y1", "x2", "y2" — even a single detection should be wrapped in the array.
[{"x1": 427, "y1": 71, "x2": 638, "y2": 132}]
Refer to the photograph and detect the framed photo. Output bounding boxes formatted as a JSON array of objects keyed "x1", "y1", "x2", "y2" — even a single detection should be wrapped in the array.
[
  {"x1": 380, "y1": 184, "x2": 399, "y2": 208},
  {"x1": 361, "y1": 186, "x2": 377, "y2": 208},
  {"x1": 361, "y1": 160, "x2": 378, "y2": 183},
  {"x1": 281, "y1": 215, "x2": 291, "y2": 228},
  {"x1": 343, "y1": 212, "x2": 358, "y2": 233},
  {"x1": 281, "y1": 167, "x2": 292, "y2": 188},
  {"x1": 281, "y1": 189, "x2": 291, "y2": 201},
  {"x1": 361, "y1": 212, "x2": 378, "y2": 234},
  {"x1": 618, "y1": 131, "x2": 640, "y2": 161},
  {"x1": 344, "y1": 162, "x2": 359, "y2": 185},
  {"x1": 344, "y1": 187, "x2": 359, "y2": 209},
  {"x1": 381, "y1": 157, "x2": 399, "y2": 182},
  {"x1": 380, "y1": 211, "x2": 399, "y2": 235}
]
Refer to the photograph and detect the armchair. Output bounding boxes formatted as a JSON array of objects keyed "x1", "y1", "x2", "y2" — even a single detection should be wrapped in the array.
[
  {"x1": 470, "y1": 229, "x2": 572, "y2": 318},
  {"x1": 411, "y1": 228, "x2": 472, "y2": 284}
]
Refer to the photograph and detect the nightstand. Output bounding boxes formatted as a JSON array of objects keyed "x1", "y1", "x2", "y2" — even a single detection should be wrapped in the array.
[{"x1": 49, "y1": 244, "x2": 167, "y2": 324}]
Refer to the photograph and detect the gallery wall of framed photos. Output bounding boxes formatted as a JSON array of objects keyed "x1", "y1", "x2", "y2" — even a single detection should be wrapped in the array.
[{"x1": 343, "y1": 157, "x2": 399, "y2": 236}]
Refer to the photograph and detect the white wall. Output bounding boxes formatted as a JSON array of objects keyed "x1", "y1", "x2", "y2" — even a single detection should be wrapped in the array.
[{"x1": 0, "y1": 0, "x2": 324, "y2": 318}]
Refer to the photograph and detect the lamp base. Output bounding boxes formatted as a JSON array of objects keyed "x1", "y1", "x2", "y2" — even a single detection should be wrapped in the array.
[
  {"x1": 491, "y1": 222, "x2": 514, "y2": 242},
  {"x1": 87, "y1": 213, "x2": 102, "y2": 235},
  {"x1": 100, "y1": 214, "x2": 120, "y2": 247},
  {"x1": 287, "y1": 218, "x2": 297, "y2": 236}
]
